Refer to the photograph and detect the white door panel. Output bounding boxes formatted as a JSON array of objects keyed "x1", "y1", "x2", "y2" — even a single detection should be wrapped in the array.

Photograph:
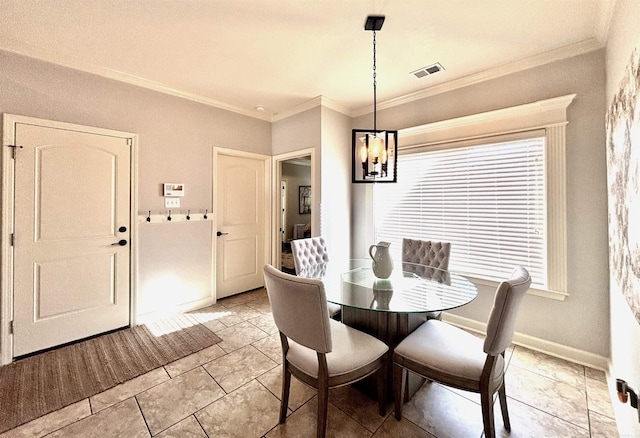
[
  {"x1": 35, "y1": 253, "x2": 116, "y2": 318},
  {"x1": 215, "y1": 153, "x2": 266, "y2": 298},
  {"x1": 13, "y1": 123, "x2": 131, "y2": 357},
  {"x1": 221, "y1": 235, "x2": 258, "y2": 278},
  {"x1": 36, "y1": 145, "x2": 116, "y2": 240}
]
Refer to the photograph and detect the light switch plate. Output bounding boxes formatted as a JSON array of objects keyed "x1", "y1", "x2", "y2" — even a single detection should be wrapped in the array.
[{"x1": 164, "y1": 197, "x2": 180, "y2": 208}]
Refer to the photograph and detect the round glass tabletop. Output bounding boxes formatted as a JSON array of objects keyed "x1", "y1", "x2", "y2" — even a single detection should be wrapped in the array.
[{"x1": 298, "y1": 259, "x2": 478, "y2": 313}]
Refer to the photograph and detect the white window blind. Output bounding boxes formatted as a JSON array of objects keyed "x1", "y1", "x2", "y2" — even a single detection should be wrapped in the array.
[{"x1": 373, "y1": 132, "x2": 547, "y2": 288}]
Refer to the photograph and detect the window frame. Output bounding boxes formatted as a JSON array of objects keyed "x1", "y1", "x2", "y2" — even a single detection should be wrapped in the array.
[{"x1": 394, "y1": 94, "x2": 576, "y2": 300}]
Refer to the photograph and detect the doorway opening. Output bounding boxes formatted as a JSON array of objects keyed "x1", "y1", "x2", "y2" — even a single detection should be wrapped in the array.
[{"x1": 272, "y1": 149, "x2": 314, "y2": 274}]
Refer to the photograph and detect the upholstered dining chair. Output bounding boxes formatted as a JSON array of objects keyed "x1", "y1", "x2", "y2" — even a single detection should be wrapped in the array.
[
  {"x1": 401, "y1": 238, "x2": 451, "y2": 320},
  {"x1": 291, "y1": 236, "x2": 329, "y2": 272},
  {"x1": 392, "y1": 266, "x2": 531, "y2": 438},
  {"x1": 263, "y1": 264, "x2": 388, "y2": 438},
  {"x1": 291, "y1": 236, "x2": 341, "y2": 319}
]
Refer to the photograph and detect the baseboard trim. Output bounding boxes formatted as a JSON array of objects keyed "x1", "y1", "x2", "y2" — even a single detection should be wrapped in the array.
[{"x1": 443, "y1": 313, "x2": 609, "y2": 370}]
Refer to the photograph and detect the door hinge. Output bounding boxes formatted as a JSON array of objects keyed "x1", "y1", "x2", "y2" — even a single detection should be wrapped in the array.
[
  {"x1": 10, "y1": 233, "x2": 14, "y2": 246},
  {"x1": 127, "y1": 138, "x2": 132, "y2": 146},
  {"x1": 8, "y1": 144, "x2": 23, "y2": 159},
  {"x1": 9, "y1": 320, "x2": 14, "y2": 335}
]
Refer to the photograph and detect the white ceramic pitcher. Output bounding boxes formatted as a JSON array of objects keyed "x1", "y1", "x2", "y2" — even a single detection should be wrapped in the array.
[{"x1": 369, "y1": 241, "x2": 393, "y2": 279}]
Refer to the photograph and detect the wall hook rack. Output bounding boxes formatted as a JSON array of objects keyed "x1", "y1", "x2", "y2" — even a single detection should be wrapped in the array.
[{"x1": 139, "y1": 209, "x2": 213, "y2": 224}]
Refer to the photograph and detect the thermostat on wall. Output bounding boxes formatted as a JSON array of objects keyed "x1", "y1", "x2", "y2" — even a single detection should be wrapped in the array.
[{"x1": 163, "y1": 183, "x2": 185, "y2": 197}]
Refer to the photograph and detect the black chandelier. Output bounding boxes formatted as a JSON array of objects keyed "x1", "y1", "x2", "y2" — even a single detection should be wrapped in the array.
[{"x1": 352, "y1": 15, "x2": 398, "y2": 184}]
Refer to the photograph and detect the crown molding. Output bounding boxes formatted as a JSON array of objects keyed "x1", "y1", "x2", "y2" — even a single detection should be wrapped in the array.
[
  {"x1": 318, "y1": 96, "x2": 353, "y2": 118},
  {"x1": 353, "y1": 38, "x2": 603, "y2": 118},
  {"x1": 0, "y1": 37, "x2": 272, "y2": 122},
  {"x1": 270, "y1": 96, "x2": 322, "y2": 122},
  {"x1": 595, "y1": 0, "x2": 617, "y2": 45},
  {"x1": 271, "y1": 96, "x2": 352, "y2": 122},
  {"x1": 2, "y1": 34, "x2": 601, "y2": 124},
  {"x1": 0, "y1": 36, "x2": 345, "y2": 123}
]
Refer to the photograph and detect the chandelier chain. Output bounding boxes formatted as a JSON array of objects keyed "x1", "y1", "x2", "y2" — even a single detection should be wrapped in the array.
[{"x1": 373, "y1": 30, "x2": 377, "y2": 132}]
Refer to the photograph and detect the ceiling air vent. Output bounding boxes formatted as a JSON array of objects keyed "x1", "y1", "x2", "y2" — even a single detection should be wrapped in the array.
[{"x1": 411, "y1": 63, "x2": 445, "y2": 78}]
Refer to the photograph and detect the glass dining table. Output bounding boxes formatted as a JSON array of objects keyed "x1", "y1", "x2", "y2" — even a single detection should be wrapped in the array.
[
  {"x1": 297, "y1": 259, "x2": 478, "y2": 315},
  {"x1": 297, "y1": 259, "x2": 478, "y2": 399}
]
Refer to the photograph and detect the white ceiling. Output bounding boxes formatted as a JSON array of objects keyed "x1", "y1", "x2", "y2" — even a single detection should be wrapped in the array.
[{"x1": 0, "y1": 0, "x2": 614, "y2": 121}]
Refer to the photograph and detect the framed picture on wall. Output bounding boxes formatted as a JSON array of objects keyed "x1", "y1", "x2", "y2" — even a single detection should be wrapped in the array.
[{"x1": 299, "y1": 186, "x2": 311, "y2": 214}]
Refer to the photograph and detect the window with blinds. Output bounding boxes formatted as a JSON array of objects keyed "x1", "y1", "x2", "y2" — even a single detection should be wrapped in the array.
[{"x1": 373, "y1": 131, "x2": 547, "y2": 289}]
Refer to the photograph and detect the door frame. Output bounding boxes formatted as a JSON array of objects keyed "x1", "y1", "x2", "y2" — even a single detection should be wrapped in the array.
[
  {"x1": 212, "y1": 147, "x2": 271, "y2": 298},
  {"x1": 280, "y1": 179, "x2": 287, "y2": 249},
  {"x1": 1, "y1": 114, "x2": 139, "y2": 365},
  {"x1": 271, "y1": 148, "x2": 316, "y2": 270}
]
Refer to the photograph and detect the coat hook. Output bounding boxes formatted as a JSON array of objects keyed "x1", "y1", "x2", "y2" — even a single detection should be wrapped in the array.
[
  {"x1": 204, "y1": 209, "x2": 208, "y2": 219},
  {"x1": 186, "y1": 209, "x2": 191, "y2": 220},
  {"x1": 167, "y1": 210, "x2": 172, "y2": 221},
  {"x1": 146, "y1": 210, "x2": 151, "y2": 222}
]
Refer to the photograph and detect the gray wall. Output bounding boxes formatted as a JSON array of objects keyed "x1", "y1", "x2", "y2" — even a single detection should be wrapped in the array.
[
  {"x1": 605, "y1": 1, "x2": 640, "y2": 436},
  {"x1": 1, "y1": 33, "x2": 626, "y2": 375},
  {"x1": 319, "y1": 107, "x2": 352, "y2": 266},
  {"x1": 352, "y1": 49, "x2": 610, "y2": 358},
  {"x1": 272, "y1": 107, "x2": 320, "y2": 156},
  {"x1": 273, "y1": 107, "x2": 353, "y2": 264},
  {"x1": 272, "y1": 107, "x2": 322, "y2": 237},
  {"x1": 0, "y1": 50, "x2": 271, "y2": 319}
]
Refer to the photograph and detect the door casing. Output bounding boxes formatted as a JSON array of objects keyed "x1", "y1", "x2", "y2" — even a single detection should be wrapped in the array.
[{"x1": 0, "y1": 114, "x2": 139, "y2": 365}]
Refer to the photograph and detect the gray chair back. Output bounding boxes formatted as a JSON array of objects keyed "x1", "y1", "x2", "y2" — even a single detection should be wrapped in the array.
[
  {"x1": 297, "y1": 263, "x2": 328, "y2": 279},
  {"x1": 483, "y1": 266, "x2": 531, "y2": 356},
  {"x1": 402, "y1": 238, "x2": 451, "y2": 285},
  {"x1": 291, "y1": 236, "x2": 329, "y2": 273},
  {"x1": 263, "y1": 264, "x2": 332, "y2": 353},
  {"x1": 401, "y1": 238, "x2": 451, "y2": 270}
]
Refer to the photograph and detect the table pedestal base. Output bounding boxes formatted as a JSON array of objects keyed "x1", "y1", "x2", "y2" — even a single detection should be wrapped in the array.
[{"x1": 341, "y1": 307, "x2": 428, "y2": 401}]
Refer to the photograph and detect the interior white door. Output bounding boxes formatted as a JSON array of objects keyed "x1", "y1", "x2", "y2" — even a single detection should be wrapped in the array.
[
  {"x1": 215, "y1": 153, "x2": 266, "y2": 298},
  {"x1": 12, "y1": 122, "x2": 131, "y2": 357}
]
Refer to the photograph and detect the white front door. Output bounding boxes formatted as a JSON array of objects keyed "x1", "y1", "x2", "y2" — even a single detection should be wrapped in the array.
[
  {"x1": 11, "y1": 119, "x2": 133, "y2": 357},
  {"x1": 215, "y1": 152, "x2": 268, "y2": 299}
]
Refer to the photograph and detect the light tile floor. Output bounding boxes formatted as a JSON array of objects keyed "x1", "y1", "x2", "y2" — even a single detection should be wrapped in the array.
[{"x1": 1, "y1": 288, "x2": 620, "y2": 438}]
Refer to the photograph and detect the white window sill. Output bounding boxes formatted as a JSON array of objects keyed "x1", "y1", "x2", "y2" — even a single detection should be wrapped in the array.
[{"x1": 465, "y1": 275, "x2": 568, "y2": 301}]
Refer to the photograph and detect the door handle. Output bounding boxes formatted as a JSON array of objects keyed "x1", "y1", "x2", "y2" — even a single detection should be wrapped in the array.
[
  {"x1": 216, "y1": 231, "x2": 228, "y2": 237},
  {"x1": 111, "y1": 239, "x2": 128, "y2": 246}
]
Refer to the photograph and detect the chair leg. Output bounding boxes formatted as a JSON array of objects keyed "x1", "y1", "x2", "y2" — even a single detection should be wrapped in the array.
[
  {"x1": 498, "y1": 383, "x2": 511, "y2": 431},
  {"x1": 393, "y1": 364, "x2": 406, "y2": 421},
  {"x1": 377, "y1": 356, "x2": 387, "y2": 417},
  {"x1": 480, "y1": 388, "x2": 496, "y2": 438},
  {"x1": 280, "y1": 364, "x2": 291, "y2": 424},
  {"x1": 317, "y1": 377, "x2": 329, "y2": 438}
]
